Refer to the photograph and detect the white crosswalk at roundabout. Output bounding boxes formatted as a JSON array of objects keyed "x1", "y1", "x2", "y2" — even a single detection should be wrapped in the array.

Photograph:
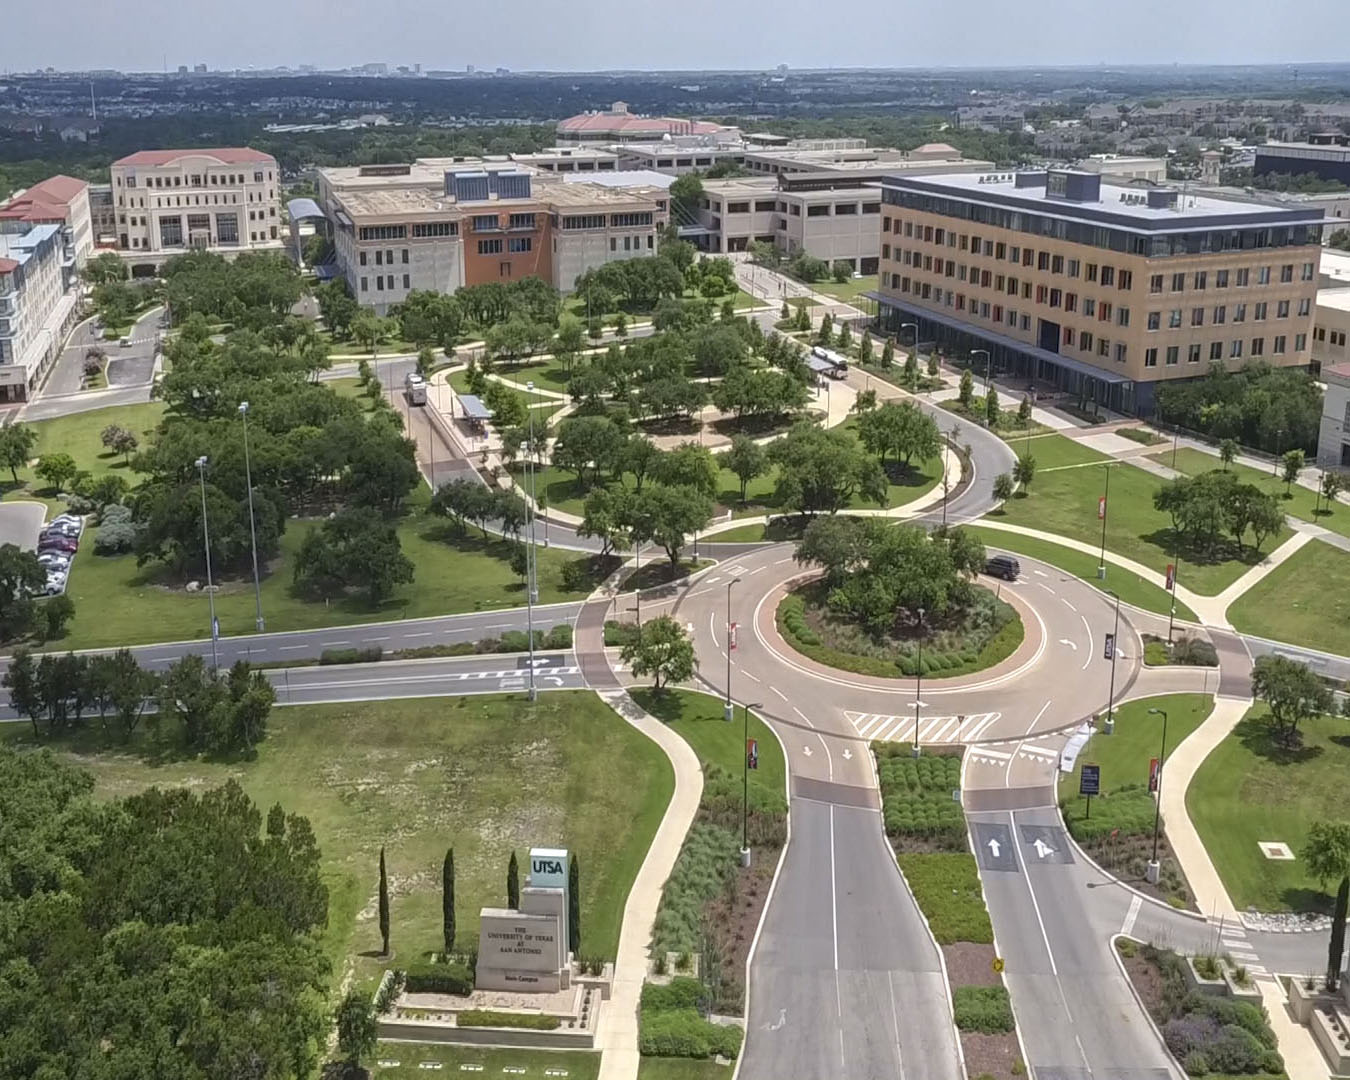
[{"x1": 845, "y1": 710, "x2": 1002, "y2": 744}]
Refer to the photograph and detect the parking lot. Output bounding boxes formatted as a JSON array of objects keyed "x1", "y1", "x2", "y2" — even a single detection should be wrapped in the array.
[{"x1": 0, "y1": 502, "x2": 48, "y2": 550}]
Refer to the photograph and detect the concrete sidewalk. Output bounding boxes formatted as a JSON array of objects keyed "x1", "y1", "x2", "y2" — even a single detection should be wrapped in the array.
[{"x1": 593, "y1": 688, "x2": 705, "y2": 1080}]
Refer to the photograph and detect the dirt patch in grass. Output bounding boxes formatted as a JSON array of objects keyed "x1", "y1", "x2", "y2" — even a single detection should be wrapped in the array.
[{"x1": 943, "y1": 941, "x2": 1001, "y2": 988}]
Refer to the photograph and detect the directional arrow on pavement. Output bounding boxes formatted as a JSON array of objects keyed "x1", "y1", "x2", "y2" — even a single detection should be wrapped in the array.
[
  {"x1": 1058, "y1": 638, "x2": 1078, "y2": 650},
  {"x1": 1033, "y1": 837, "x2": 1057, "y2": 859},
  {"x1": 802, "y1": 746, "x2": 813, "y2": 757},
  {"x1": 544, "y1": 676, "x2": 564, "y2": 686},
  {"x1": 767, "y1": 1009, "x2": 786, "y2": 1032},
  {"x1": 842, "y1": 748, "x2": 852, "y2": 760},
  {"x1": 986, "y1": 837, "x2": 1002, "y2": 859}
]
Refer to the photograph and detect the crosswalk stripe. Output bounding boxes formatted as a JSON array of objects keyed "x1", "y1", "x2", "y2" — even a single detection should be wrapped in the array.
[
  {"x1": 856, "y1": 715, "x2": 887, "y2": 738},
  {"x1": 875, "y1": 716, "x2": 910, "y2": 741},
  {"x1": 927, "y1": 716, "x2": 963, "y2": 742},
  {"x1": 964, "y1": 713, "x2": 1003, "y2": 740}
]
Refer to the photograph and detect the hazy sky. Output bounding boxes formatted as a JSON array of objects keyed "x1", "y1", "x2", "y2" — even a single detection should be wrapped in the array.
[{"x1": 2, "y1": 0, "x2": 1346, "y2": 74}]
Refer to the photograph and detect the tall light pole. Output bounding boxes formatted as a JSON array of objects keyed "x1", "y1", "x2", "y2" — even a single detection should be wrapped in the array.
[
  {"x1": 237, "y1": 401, "x2": 264, "y2": 632},
  {"x1": 911, "y1": 607, "x2": 925, "y2": 757},
  {"x1": 1145, "y1": 705, "x2": 1170, "y2": 885},
  {"x1": 1104, "y1": 589, "x2": 1121, "y2": 734},
  {"x1": 525, "y1": 381, "x2": 538, "y2": 701},
  {"x1": 724, "y1": 577, "x2": 741, "y2": 722},
  {"x1": 971, "y1": 348, "x2": 992, "y2": 391},
  {"x1": 1170, "y1": 423, "x2": 1180, "y2": 470},
  {"x1": 741, "y1": 700, "x2": 760, "y2": 868},
  {"x1": 195, "y1": 455, "x2": 219, "y2": 671},
  {"x1": 1097, "y1": 463, "x2": 1114, "y2": 580}
]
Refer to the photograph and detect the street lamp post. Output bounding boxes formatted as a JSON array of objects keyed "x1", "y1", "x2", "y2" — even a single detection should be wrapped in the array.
[
  {"x1": 1104, "y1": 589, "x2": 1121, "y2": 734},
  {"x1": 971, "y1": 348, "x2": 992, "y2": 391},
  {"x1": 1145, "y1": 706, "x2": 1170, "y2": 884},
  {"x1": 1097, "y1": 463, "x2": 1113, "y2": 580},
  {"x1": 741, "y1": 700, "x2": 760, "y2": 868},
  {"x1": 911, "y1": 607, "x2": 925, "y2": 757},
  {"x1": 1167, "y1": 548, "x2": 1182, "y2": 645},
  {"x1": 526, "y1": 381, "x2": 539, "y2": 701},
  {"x1": 1170, "y1": 423, "x2": 1180, "y2": 471},
  {"x1": 942, "y1": 431, "x2": 953, "y2": 529},
  {"x1": 237, "y1": 402, "x2": 264, "y2": 632},
  {"x1": 724, "y1": 577, "x2": 741, "y2": 721},
  {"x1": 195, "y1": 455, "x2": 219, "y2": 671}
]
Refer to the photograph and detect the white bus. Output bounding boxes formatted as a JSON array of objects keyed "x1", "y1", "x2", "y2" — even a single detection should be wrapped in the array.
[{"x1": 404, "y1": 372, "x2": 428, "y2": 405}]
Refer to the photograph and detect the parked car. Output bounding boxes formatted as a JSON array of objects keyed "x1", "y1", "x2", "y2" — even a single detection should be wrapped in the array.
[
  {"x1": 43, "y1": 574, "x2": 68, "y2": 596},
  {"x1": 37, "y1": 553, "x2": 71, "y2": 570},
  {"x1": 39, "y1": 537, "x2": 78, "y2": 555},
  {"x1": 49, "y1": 514, "x2": 84, "y2": 532},
  {"x1": 42, "y1": 524, "x2": 80, "y2": 540}
]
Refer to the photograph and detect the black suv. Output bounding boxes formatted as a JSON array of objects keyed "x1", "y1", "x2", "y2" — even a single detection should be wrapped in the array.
[{"x1": 984, "y1": 554, "x2": 1020, "y2": 581}]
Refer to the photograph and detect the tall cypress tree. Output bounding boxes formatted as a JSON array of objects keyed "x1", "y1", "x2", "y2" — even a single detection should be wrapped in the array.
[
  {"x1": 378, "y1": 846, "x2": 390, "y2": 957},
  {"x1": 442, "y1": 847, "x2": 456, "y2": 957},
  {"x1": 507, "y1": 851, "x2": 520, "y2": 909},
  {"x1": 567, "y1": 855, "x2": 580, "y2": 956}
]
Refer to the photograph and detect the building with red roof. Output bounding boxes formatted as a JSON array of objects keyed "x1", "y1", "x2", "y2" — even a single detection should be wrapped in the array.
[
  {"x1": 108, "y1": 147, "x2": 282, "y2": 270},
  {"x1": 0, "y1": 174, "x2": 92, "y2": 268},
  {"x1": 556, "y1": 102, "x2": 733, "y2": 144}
]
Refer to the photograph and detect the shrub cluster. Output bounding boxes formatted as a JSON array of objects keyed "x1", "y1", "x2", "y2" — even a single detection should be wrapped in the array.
[
  {"x1": 650, "y1": 823, "x2": 740, "y2": 955},
  {"x1": 458, "y1": 1009, "x2": 560, "y2": 1030},
  {"x1": 875, "y1": 746, "x2": 967, "y2": 849},
  {"x1": 320, "y1": 646, "x2": 384, "y2": 665},
  {"x1": 1063, "y1": 783, "x2": 1160, "y2": 843},
  {"x1": 403, "y1": 961, "x2": 474, "y2": 996},
  {"x1": 778, "y1": 594, "x2": 820, "y2": 646},
  {"x1": 952, "y1": 985, "x2": 1015, "y2": 1034},
  {"x1": 604, "y1": 620, "x2": 641, "y2": 647},
  {"x1": 92, "y1": 504, "x2": 137, "y2": 555},
  {"x1": 638, "y1": 977, "x2": 743, "y2": 1060}
]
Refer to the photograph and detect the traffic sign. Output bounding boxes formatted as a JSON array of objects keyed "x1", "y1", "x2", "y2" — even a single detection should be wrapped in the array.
[
  {"x1": 1079, "y1": 763, "x2": 1101, "y2": 797},
  {"x1": 992, "y1": 956, "x2": 1005, "y2": 974},
  {"x1": 1103, "y1": 633, "x2": 1116, "y2": 660}
]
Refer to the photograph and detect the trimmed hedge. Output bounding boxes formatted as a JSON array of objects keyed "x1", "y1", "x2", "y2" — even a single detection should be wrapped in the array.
[
  {"x1": 640, "y1": 977, "x2": 705, "y2": 1013},
  {"x1": 605, "y1": 620, "x2": 640, "y2": 647},
  {"x1": 638, "y1": 976, "x2": 742, "y2": 1060},
  {"x1": 895, "y1": 853, "x2": 994, "y2": 944},
  {"x1": 403, "y1": 961, "x2": 474, "y2": 996},
  {"x1": 458, "y1": 1009, "x2": 559, "y2": 1030},
  {"x1": 953, "y1": 985, "x2": 1015, "y2": 1034},
  {"x1": 320, "y1": 646, "x2": 383, "y2": 665},
  {"x1": 874, "y1": 744, "x2": 967, "y2": 850}
]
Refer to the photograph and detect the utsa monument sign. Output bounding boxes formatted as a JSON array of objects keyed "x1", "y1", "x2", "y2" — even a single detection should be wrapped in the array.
[{"x1": 476, "y1": 847, "x2": 572, "y2": 992}]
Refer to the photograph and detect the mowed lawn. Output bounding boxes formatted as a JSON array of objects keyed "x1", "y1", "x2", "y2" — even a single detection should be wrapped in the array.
[
  {"x1": 1228, "y1": 539, "x2": 1350, "y2": 655},
  {"x1": 19, "y1": 692, "x2": 675, "y2": 992},
  {"x1": 813, "y1": 275, "x2": 878, "y2": 304},
  {"x1": 1188, "y1": 707, "x2": 1350, "y2": 912},
  {"x1": 993, "y1": 459, "x2": 1292, "y2": 596},
  {"x1": 1158, "y1": 445, "x2": 1350, "y2": 541},
  {"x1": 375, "y1": 1044, "x2": 601, "y2": 1079},
  {"x1": 962, "y1": 526, "x2": 1199, "y2": 622},
  {"x1": 58, "y1": 499, "x2": 600, "y2": 650},
  {"x1": 1058, "y1": 694, "x2": 1212, "y2": 822},
  {"x1": 1013, "y1": 431, "x2": 1110, "y2": 471}
]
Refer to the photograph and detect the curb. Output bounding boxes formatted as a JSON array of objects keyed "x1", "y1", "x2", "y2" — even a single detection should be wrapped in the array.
[{"x1": 1110, "y1": 935, "x2": 1187, "y2": 1079}]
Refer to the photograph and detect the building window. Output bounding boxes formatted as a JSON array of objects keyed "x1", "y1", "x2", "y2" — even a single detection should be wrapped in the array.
[
  {"x1": 1188, "y1": 343, "x2": 1202, "y2": 364},
  {"x1": 1230, "y1": 339, "x2": 1243, "y2": 358},
  {"x1": 1254, "y1": 302, "x2": 1267, "y2": 321},
  {"x1": 1193, "y1": 271, "x2": 1207, "y2": 290},
  {"x1": 216, "y1": 213, "x2": 238, "y2": 244},
  {"x1": 1101, "y1": 266, "x2": 1115, "y2": 287},
  {"x1": 1168, "y1": 309, "x2": 1182, "y2": 328},
  {"x1": 1114, "y1": 343, "x2": 1127, "y2": 364},
  {"x1": 402, "y1": 249, "x2": 409, "y2": 264},
  {"x1": 1216, "y1": 269, "x2": 1229, "y2": 288},
  {"x1": 358, "y1": 224, "x2": 407, "y2": 241},
  {"x1": 412, "y1": 222, "x2": 457, "y2": 237},
  {"x1": 1100, "y1": 302, "x2": 1113, "y2": 322},
  {"x1": 1192, "y1": 307, "x2": 1204, "y2": 327},
  {"x1": 1081, "y1": 332, "x2": 1093, "y2": 352},
  {"x1": 1257, "y1": 266, "x2": 1271, "y2": 285},
  {"x1": 1274, "y1": 335, "x2": 1287, "y2": 354},
  {"x1": 1296, "y1": 333, "x2": 1307, "y2": 351},
  {"x1": 1147, "y1": 311, "x2": 1161, "y2": 331},
  {"x1": 807, "y1": 205, "x2": 830, "y2": 218},
  {"x1": 1065, "y1": 292, "x2": 1077, "y2": 313},
  {"x1": 477, "y1": 238, "x2": 503, "y2": 255},
  {"x1": 1233, "y1": 303, "x2": 1246, "y2": 323},
  {"x1": 611, "y1": 212, "x2": 653, "y2": 227},
  {"x1": 1213, "y1": 305, "x2": 1226, "y2": 324},
  {"x1": 1063, "y1": 327, "x2": 1075, "y2": 346},
  {"x1": 1145, "y1": 347, "x2": 1158, "y2": 368},
  {"x1": 1210, "y1": 341, "x2": 1223, "y2": 361},
  {"x1": 1149, "y1": 273, "x2": 1163, "y2": 294},
  {"x1": 1118, "y1": 270, "x2": 1133, "y2": 291},
  {"x1": 1251, "y1": 337, "x2": 1264, "y2": 357},
  {"x1": 360, "y1": 277, "x2": 368, "y2": 292},
  {"x1": 1277, "y1": 300, "x2": 1290, "y2": 319},
  {"x1": 1171, "y1": 272, "x2": 1185, "y2": 291},
  {"x1": 1166, "y1": 346, "x2": 1179, "y2": 366},
  {"x1": 159, "y1": 216, "x2": 184, "y2": 247},
  {"x1": 1117, "y1": 307, "x2": 1130, "y2": 327},
  {"x1": 1280, "y1": 264, "x2": 1294, "y2": 283},
  {"x1": 1236, "y1": 268, "x2": 1249, "y2": 287},
  {"x1": 1298, "y1": 297, "x2": 1311, "y2": 316},
  {"x1": 508, "y1": 237, "x2": 532, "y2": 253},
  {"x1": 1303, "y1": 262, "x2": 1315, "y2": 281}
]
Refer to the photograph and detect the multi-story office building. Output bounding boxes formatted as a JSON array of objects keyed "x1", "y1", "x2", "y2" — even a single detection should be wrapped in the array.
[
  {"x1": 317, "y1": 160, "x2": 666, "y2": 314},
  {"x1": 108, "y1": 147, "x2": 283, "y2": 272},
  {"x1": 0, "y1": 223, "x2": 76, "y2": 400},
  {"x1": 0, "y1": 175, "x2": 94, "y2": 271},
  {"x1": 1316, "y1": 361, "x2": 1350, "y2": 469},
  {"x1": 691, "y1": 148, "x2": 990, "y2": 272},
  {"x1": 1255, "y1": 134, "x2": 1350, "y2": 186},
  {"x1": 87, "y1": 183, "x2": 118, "y2": 248},
  {"x1": 874, "y1": 169, "x2": 1322, "y2": 415},
  {"x1": 556, "y1": 101, "x2": 734, "y2": 144},
  {"x1": 509, "y1": 147, "x2": 619, "y2": 174},
  {"x1": 1077, "y1": 154, "x2": 1168, "y2": 184}
]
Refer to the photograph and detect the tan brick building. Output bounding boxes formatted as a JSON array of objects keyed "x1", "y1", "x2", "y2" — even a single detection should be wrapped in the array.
[{"x1": 872, "y1": 169, "x2": 1323, "y2": 415}]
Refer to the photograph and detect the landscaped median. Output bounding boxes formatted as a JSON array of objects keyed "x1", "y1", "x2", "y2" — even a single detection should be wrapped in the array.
[
  {"x1": 874, "y1": 743, "x2": 1023, "y2": 1080},
  {"x1": 1058, "y1": 694, "x2": 1213, "y2": 908},
  {"x1": 633, "y1": 688, "x2": 788, "y2": 1073},
  {"x1": 1228, "y1": 539, "x2": 1350, "y2": 657}
]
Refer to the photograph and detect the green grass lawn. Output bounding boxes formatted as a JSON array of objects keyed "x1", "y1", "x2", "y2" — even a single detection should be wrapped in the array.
[
  {"x1": 993, "y1": 459, "x2": 1291, "y2": 596},
  {"x1": 376, "y1": 1044, "x2": 600, "y2": 1079},
  {"x1": 12, "y1": 691, "x2": 674, "y2": 995},
  {"x1": 58, "y1": 499, "x2": 605, "y2": 650},
  {"x1": 1158, "y1": 446, "x2": 1350, "y2": 541},
  {"x1": 1059, "y1": 694, "x2": 1213, "y2": 815},
  {"x1": 962, "y1": 526, "x2": 1199, "y2": 622},
  {"x1": 447, "y1": 367, "x2": 558, "y2": 413},
  {"x1": 630, "y1": 688, "x2": 786, "y2": 801},
  {"x1": 1015, "y1": 431, "x2": 1111, "y2": 471},
  {"x1": 1228, "y1": 539, "x2": 1350, "y2": 654},
  {"x1": 813, "y1": 274, "x2": 878, "y2": 304},
  {"x1": 2, "y1": 401, "x2": 167, "y2": 497},
  {"x1": 636, "y1": 1058, "x2": 734, "y2": 1080},
  {"x1": 1188, "y1": 706, "x2": 1349, "y2": 912}
]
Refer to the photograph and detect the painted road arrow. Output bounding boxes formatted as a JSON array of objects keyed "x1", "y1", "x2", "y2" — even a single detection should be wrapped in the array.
[
  {"x1": 1033, "y1": 837, "x2": 1057, "y2": 859},
  {"x1": 1058, "y1": 638, "x2": 1078, "y2": 650},
  {"x1": 802, "y1": 746, "x2": 813, "y2": 757},
  {"x1": 842, "y1": 748, "x2": 853, "y2": 760},
  {"x1": 986, "y1": 837, "x2": 1002, "y2": 858}
]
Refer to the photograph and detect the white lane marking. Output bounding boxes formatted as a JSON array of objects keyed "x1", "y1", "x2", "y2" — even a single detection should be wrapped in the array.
[
  {"x1": 1037, "y1": 582, "x2": 1056, "y2": 595},
  {"x1": 794, "y1": 705, "x2": 833, "y2": 780},
  {"x1": 771, "y1": 686, "x2": 788, "y2": 701},
  {"x1": 1004, "y1": 699, "x2": 1053, "y2": 787},
  {"x1": 1079, "y1": 614, "x2": 1093, "y2": 671},
  {"x1": 278, "y1": 645, "x2": 305, "y2": 652},
  {"x1": 749, "y1": 565, "x2": 767, "y2": 575},
  {"x1": 364, "y1": 636, "x2": 391, "y2": 642},
  {"x1": 1121, "y1": 894, "x2": 1143, "y2": 937},
  {"x1": 887, "y1": 969, "x2": 909, "y2": 1080},
  {"x1": 1061, "y1": 598, "x2": 1077, "y2": 612},
  {"x1": 829, "y1": 804, "x2": 839, "y2": 971},
  {"x1": 773, "y1": 557, "x2": 793, "y2": 565},
  {"x1": 916, "y1": 715, "x2": 946, "y2": 742},
  {"x1": 321, "y1": 640, "x2": 352, "y2": 647},
  {"x1": 708, "y1": 610, "x2": 720, "y2": 650},
  {"x1": 743, "y1": 670, "x2": 761, "y2": 683},
  {"x1": 405, "y1": 631, "x2": 433, "y2": 638}
]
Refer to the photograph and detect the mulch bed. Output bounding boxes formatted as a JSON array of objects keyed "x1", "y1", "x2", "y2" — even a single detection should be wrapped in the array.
[
  {"x1": 961, "y1": 1031, "x2": 1023, "y2": 1079},
  {"x1": 703, "y1": 845, "x2": 782, "y2": 1013},
  {"x1": 1121, "y1": 947, "x2": 1165, "y2": 1019},
  {"x1": 943, "y1": 942, "x2": 1001, "y2": 988}
]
